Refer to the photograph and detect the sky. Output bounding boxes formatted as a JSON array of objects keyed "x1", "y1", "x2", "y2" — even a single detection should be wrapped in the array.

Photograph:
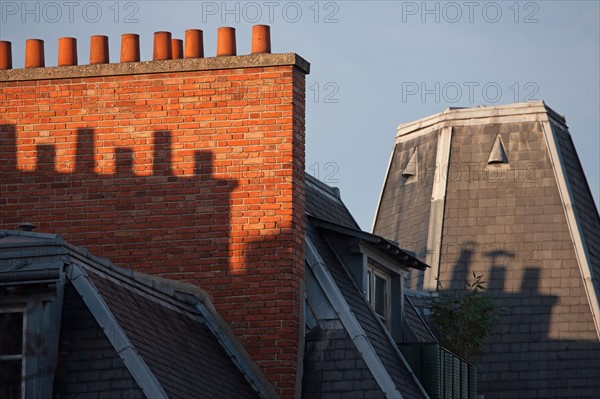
[{"x1": 1, "y1": 0, "x2": 598, "y2": 230}]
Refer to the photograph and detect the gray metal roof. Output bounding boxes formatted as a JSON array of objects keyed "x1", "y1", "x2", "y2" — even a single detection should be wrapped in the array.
[
  {"x1": 0, "y1": 230, "x2": 66, "y2": 284},
  {"x1": 308, "y1": 215, "x2": 428, "y2": 271}
]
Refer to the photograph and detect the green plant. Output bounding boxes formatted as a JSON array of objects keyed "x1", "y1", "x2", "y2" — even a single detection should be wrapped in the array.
[{"x1": 430, "y1": 273, "x2": 501, "y2": 362}]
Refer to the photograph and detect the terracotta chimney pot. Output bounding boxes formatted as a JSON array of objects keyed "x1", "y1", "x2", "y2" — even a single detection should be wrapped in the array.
[
  {"x1": 90, "y1": 35, "x2": 109, "y2": 64},
  {"x1": 58, "y1": 37, "x2": 78, "y2": 66},
  {"x1": 25, "y1": 39, "x2": 45, "y2": 68},
  {"x1": 0, "y1": 41, "x2": 12, "y2": 69},
  {"x1": 120, "y1": 34, "x2": 140, "y2": 63},
  {"x1": 185, "y1": 29, "x2": 204, "y2": 58},
  {"x1": 171, "y1": 39, "x2": 183, "y2": 59},
  {"x1": 153, "y1": 31, "x2": 172, "y2": 61},
  {"x1": 217, "y1": 27, "x2": 236, "y2": 56},
  {"x1": 251, "y1": 25, "x2": 271, "y2": 54}
]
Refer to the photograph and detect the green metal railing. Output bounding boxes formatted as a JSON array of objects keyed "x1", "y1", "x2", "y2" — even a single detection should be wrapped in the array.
[{"x1": 399, "y1": 343, "x2": 477, "y2": 399}]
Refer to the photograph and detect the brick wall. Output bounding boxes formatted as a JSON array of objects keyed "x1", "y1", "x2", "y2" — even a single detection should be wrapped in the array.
[{"x1": 0, "y1": 51, "x2": 308, "y2": 397}]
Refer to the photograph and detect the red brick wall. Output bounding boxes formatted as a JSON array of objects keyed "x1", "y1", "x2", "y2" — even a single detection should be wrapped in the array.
[{"x1": 0, "y1": 59, "x2": 306, "y2": 397}]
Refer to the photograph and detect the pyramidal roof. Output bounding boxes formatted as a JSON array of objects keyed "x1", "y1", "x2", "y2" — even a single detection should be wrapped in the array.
[
  {"x1": 377, "y1": 101, "x2": 600, "y2": 338},
  {"x1": 373, "y1": 101, "x2": 600, "y2": 397}
]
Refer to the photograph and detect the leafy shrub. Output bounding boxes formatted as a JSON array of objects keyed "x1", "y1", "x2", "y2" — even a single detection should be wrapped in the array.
[{"x1": 430, "y1": 273, "x2": 501, "y2": 361}]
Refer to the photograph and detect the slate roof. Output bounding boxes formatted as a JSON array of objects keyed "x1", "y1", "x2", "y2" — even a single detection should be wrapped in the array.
[
  {"x1": 54, "y1": 283, "x2": 146, "y2": 398},
  {"x1": 304, "y1": 175, "x2": 431, "y2": 399},
  {"x1": 305, "y1": 174, "x2": 360, "y2": 229},
  {"x1": 302, "y1": 323, "x2": 385, "y2": 398},
  {"x1": 0, "y1": 230, "x2": 272, "y2": 399},
  {"x1": 371, "y1": 101, "x2": 600, "y2": 397},
  {"x1": 81, "y1": 262, "x2": 262, "y2": 399},
  {"x1": 402, "y1": 296, "x2": 437, "y2": 344},
  {"x1": 553, "y1": 122, "x2": 600, "y2": 297}
]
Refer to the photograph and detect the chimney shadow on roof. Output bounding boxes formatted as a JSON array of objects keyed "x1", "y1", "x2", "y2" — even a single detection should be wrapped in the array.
[{"x1": 433, "y1": 242, "x2": 600, "y2": 397}]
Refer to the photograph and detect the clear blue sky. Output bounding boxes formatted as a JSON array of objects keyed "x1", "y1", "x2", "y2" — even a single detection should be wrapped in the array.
[{"x1": 2, "y1": 0, "x2": 598, "y2": 230}]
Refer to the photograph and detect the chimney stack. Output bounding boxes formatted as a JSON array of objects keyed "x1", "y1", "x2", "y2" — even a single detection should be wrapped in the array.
[{"x1": 1, "y1": 23, "x2": 310, "y2": 399}]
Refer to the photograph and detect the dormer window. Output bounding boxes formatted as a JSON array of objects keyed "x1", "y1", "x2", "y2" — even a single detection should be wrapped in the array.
[
  {"x1": 0, "y1": 308, "x2": 25, "y2": 399},
  {"x1": 367, "y1": 263, "x2": 391, "y2": 327},
  {"x1": 306, "y1": 215, "x2": 428, "y2": 342}
]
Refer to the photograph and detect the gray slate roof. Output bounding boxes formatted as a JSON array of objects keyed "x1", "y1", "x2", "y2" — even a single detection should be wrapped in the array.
[
  {"x1": 304, "y1": 175, "x2": 430, "y2": 399},
  {"x1": 553, "y1": 123, "x2": 600, "y2": 294},
  {"x1": 54, "y1": 283, "x2": 146, "y2": 398},
  {"x1": 402, "y1": 296, "x2": 437, "y2": 344},
  {"x1": 306, "y1": 174, "x2": 360, "y2": 229},
  {"x1": 302, "y1": 324, "x2": 385, "y2": 398},
  {"x1": 0, "y1": 230, "x2": 270, "y2": 399},
  {"x1": 83, "y1": 263, "x2": 262, "y2": 399}
]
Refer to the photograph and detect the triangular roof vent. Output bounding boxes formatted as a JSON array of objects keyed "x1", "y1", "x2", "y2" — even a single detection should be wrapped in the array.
[
  {"x1": 402, "y1": 149, "x2": 418, "y2": 178},
  {"x1": 487, "y1": 135, "x2": 509, "y2": 164}
]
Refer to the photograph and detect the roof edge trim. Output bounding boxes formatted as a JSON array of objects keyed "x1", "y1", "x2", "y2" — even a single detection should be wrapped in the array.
[
  {"x1": 540, "y1": 120, "x2": 600, "y2": 339},
  {"x1": 0, "y1": 229, "x2": 64, "y2": 243},
  {"x1": 310, "y1": 215, "x2": 428, "y2": 271},
  {"x1": 404, "y1": 295, "x2": 439, "y2": 344},
  {"x1": 126, "y1": 272, "x2": 279, "y2": 399},
  {"x1": 67, "y1": 264, "x2": 168, "y2": 399},
  {"x1": 0, "y1": 260, "x2": 64, "y2": 285},
  {"x1": 305, "y1": 236, "x2": 405, "y2": 399},
  {"x1": 424, "y1": 126, "x2": 453, "y2": 291},
  {"x1": 395, "y1": 101, "x2": 568, "y2": 140},
  {"x1": 189, "y1": 291, "x2": 280, "y2": 399}
]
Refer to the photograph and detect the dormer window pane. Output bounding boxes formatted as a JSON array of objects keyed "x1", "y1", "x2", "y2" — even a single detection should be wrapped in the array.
[
  {"x1": 0, "y1": 312, "x2": 23, "y2": 355},
  {"x1": 367, "y1": 264, "x2": 391, "y2": 327},
  {"x1": 0, "y1": 311, "x2": 24, "y2": 399},
  {"x1": 0, "y1": 361, "x2": 22, "y2": 398},
  {"x1": 367, "y1": 270, "x2": 371, "y2": 300},
  {"x1": 374, "y1": 275, "x2": 387, "y2": 317}
]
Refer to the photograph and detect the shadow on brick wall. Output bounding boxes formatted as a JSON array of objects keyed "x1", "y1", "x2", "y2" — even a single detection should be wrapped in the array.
[
  {"x1": 1, "y1": 123, "x2": 303, "y2": 395},
  {"x1": 0, "y1": 124, "x2": 238, "y2": 279}
]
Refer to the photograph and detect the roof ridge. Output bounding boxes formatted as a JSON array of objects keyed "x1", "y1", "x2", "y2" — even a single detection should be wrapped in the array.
[
  {"x1": 395, "y1": 100, "x2": 568, "y2": 138},
  {"x1": 0, "y1": 229, "x2": 64, "y2": 244},
  {"x1": 305, "y1": 172, "x2": 341, "y2": 199}
]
